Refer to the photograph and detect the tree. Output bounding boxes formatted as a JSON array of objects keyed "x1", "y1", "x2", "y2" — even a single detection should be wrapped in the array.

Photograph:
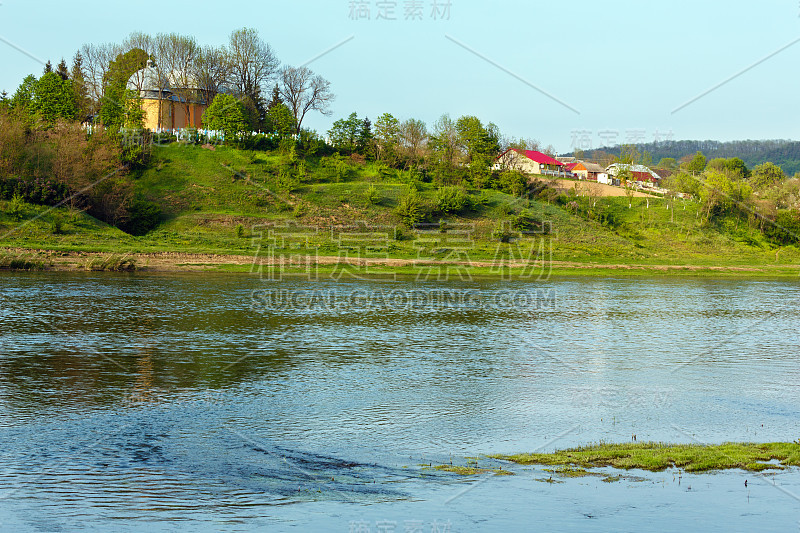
[
  {"x1": 279, "y1": 66, "x2": 334, "y2": 134},
  {"x1": 33, "y1": 72, "x2": 77, "y2": 124},
  {"x1": 43, "y1": 61, "x2": 53, "y2": 75},
  {"x1": 455, "y1": 115, "x2": 499, "y2": 161},
  {"x1": 685, "y1": 151, "x2": 707, "y2": 173},
  {"x1": 56, "y1": 59, "x2": 69, "y2": 81},
  {"x1": 750, "y1": 162, "x2": 785, "y2": 190},
  {"x1": 700, "y1": 169, "x2": 752, "y2": 220},
  {"x1": 374, "y1": 112, "x2": 400, "y2": 164},
  {"x1": 101, "y1": 48, "x2": 149, "y2": 134},
  {"x1": 357, "y1": 117, "x2": 374, "y2": 158},
  {"x1": 727, "y1": 158, "x2": 750, "y2": 179},
  {"x1": 429, "y1": 114, "x2": 461, "y2": 184},
  {"x1": 70, "y1": 52, "x2": 90, "y2": 119},
  {"x1": 10, "y1": 75, "x2": 37, "y2": 114},
  {"x1": 399, "y1": 118, "x2": 427, "y2": 168},
  {"x1": 657, "y1": 157, "x2": 677, "y2": 170},
  {"x1": 80, "y1": 42, "x2": 121, "y2": 116},
  {"x1": 228, "y1": 27, "x2": 279, "y2": 126},
  {"x1": 267, "y1": 84, "x2": 282, "y2": 109},
  {"x1": 154, "y1": 33, "x2": 199, "y2": 129},
  {"x1": 328, "y1": 112, "x2": 361, "y2": 153},
  {"x1": 264, "y1": 103, "x2": 295, "y2": 135},
  {"x1": 194, "y1": 45, "x2": 231, "y2": 108},
  {"x1": 202, "y1": 93, "x2": 249, "y2": 143}
]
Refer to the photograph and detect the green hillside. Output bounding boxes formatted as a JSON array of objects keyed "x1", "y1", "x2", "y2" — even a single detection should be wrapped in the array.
[{"x1": 2, "y1": 144, "x2": 799, "y2": 273}]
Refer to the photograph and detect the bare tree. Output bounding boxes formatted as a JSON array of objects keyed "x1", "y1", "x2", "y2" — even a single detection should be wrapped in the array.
[
  {"x1": 194, "y1": 45, "x2": 231, "y2": 109},
  {"x1": 154, "y1": 33, "x2": 199, "y2": 130},
  {"x1": 121, "y1": 32, "x2": 154, "y2": 93},
  {"x1": 80, "y1": 42, "x2": 120, "y2": 115},
  {"x1": 398, "y1": 118, "x2": 427, "y2": 169},
  {"x1": 228, "y1": 28, "x2": 279, "y2": 106},
  {"x1": 279, "y1": 66, "x2": 334, "y2": 134}
]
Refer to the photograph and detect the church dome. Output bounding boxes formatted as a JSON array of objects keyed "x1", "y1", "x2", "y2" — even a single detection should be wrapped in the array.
[{"x1": 127, "y1": 59, "x2": 170, "y2": 96}]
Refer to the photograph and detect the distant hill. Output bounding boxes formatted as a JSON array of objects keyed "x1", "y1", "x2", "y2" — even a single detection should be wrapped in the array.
[{"x1": 569, "y1": 140, "x2": 800, "y2": 176}]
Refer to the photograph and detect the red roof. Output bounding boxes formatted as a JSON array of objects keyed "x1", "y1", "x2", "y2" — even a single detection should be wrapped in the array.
[
  {"x1": 565, "y1": 162, "x2": 578, "y2": 171},
  {"x1": 514, "y1": 149, "x2": 564, "y2": 166}
]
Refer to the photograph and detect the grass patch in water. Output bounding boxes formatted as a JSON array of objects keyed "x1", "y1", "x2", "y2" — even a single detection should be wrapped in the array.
[
  {"x1": 544, "y1": 466, "x2": 593, "y2": 478},
  {"x1": 423, "y1": 464, "x2": 514, "y2": 476},
  {"x1": 492, "y1": 442, "x2": 800, "y2": 472}
]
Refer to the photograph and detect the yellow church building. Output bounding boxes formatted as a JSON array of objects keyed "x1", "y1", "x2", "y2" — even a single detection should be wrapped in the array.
[{"x1": 127, "y1": 60, "x2": 209, "y2": 131}]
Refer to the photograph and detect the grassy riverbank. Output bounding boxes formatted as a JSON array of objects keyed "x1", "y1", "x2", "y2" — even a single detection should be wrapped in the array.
[
  {"x1": 1, "y1": 144, "x2": 799, "y2": 276},
  {"x1": 492, "y1": 442, "x2": 800, "y2": 473}
]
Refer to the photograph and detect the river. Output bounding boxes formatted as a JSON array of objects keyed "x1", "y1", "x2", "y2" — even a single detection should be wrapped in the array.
[{"x1": 0, "y1": 272, "x2": 798, "y2": 531}]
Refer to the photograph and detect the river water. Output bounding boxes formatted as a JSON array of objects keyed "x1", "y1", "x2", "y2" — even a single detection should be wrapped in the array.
[{"x1": 0, "y1": 272, "x2": 798, "y2": 531}]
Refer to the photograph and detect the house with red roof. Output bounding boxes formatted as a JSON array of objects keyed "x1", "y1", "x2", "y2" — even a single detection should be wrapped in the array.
[{"x1": 494, "y1": 149, "x2": 566, "y2": 176}]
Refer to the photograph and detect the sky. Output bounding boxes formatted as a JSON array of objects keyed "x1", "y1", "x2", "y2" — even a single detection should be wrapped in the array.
[{"x1": 1, "y1": 0, "x2": 798, "y2": 154}]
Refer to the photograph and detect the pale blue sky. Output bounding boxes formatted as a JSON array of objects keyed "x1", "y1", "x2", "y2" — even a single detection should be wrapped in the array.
[{"x1": 1, "y1": 0, "x2": 798, "y2": 153}]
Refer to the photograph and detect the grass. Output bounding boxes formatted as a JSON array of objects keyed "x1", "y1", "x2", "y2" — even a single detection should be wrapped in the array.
[
  {"x1": 84, "y1": 254, "x2": 138, "y2": 272},
  {"x1": 492, "y1": 442, "x2": 800, "y2": 473},
  {"x1": 0, "y1": 252, "x2": 49, "y2": 271},
  {"x1": 1, "y1": 143, "x2": 798, "y2": 275},
  {"x1": 424, "y1": 464, "x2": 514, "y2": 476}
]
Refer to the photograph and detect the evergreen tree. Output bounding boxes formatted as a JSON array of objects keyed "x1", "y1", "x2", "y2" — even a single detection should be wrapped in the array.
[
  {"x1": 33, "y1": 71, "x2": 77, "y2": 124},
  {"x1": 267, "y1": 84, "x2": 282, "y2": 109},
  {"x1": 357, "y1": 117, "x2": 374, "y2": 158},
  {"x1": 264, "y1": 103, "x2": 296, "y2": 135},
  {"x1": 11, "y1": 75, "x2": 37, "y2": 114},
  {"x1": 44, "y1": 61, "x2": 53, "y2": 74},
  {"x1": 70, "y1": 52, "x2": 89, "y2": 119},
  {"x1": 0, "y1": 90, "x2": 8, "y2": 108},
  {"x1": 56, "y1": 58, "x2": 69, "y2": 81}
]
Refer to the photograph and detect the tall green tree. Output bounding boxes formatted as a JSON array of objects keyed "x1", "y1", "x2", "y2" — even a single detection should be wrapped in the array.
[
  {"x1": 101, "y1": 48, "x2": 149, "y2": 134},
  {"x1": 357, "y1": 117, "x2": 374, "y2": 158},
  {"x1": 267, "y1": 84, "x2": 282, "y2": 109},
  {"x1": 264, "y1": 103, "x2": 295, "y2": 135},
  {"x1": 70, "y1": 52, "x2": 90, "y2": 119},
  {"x1": 328, "y1": 112, "x2": 361, "y2": 153},
  {"x1": 685, "y1": 151, "x2": 707, "y2": 173},
  {"x1": 202, "y1": 93, "x2": 250, "y2": 143},
  {"x1": 657, "y1": 157, "x2": 677, "y2": 170},
  {"x1": 56, "y1": 59, "x2": 69, "y2": 81},
  {"x1": 374, "y1": 112, "x2": 400, "y2": 164},
  {"x1": 33, "y1": 72, "x2": 77, "y2": 124},
  {"x1": 750, "y1": 162, "x2": 785, "y2": 190},
  {"x1": 429, "y1": 114, "x2": 461, "y2": 184},
  {"x1": 10, "y1": 75, "x2": 37, "y2": 114}
]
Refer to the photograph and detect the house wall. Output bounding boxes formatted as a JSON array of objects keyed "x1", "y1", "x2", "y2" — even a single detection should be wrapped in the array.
[
  {"x1": 139, "y1": 99, "x2": 208, "y2": 131},
  {"x1": 507, "y1": 151, "x2": 541, "y2": 174}
]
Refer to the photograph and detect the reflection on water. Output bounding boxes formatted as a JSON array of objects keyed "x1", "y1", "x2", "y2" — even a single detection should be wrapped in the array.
[{"x1": 0, "y1": 272, "x2": 799, "y2": 531}]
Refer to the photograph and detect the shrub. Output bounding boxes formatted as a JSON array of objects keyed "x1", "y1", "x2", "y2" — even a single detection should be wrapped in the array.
[
  {"x1": 497, "y1": 170, "x2": 528, "y2": 197},
  {"x1": 511, "y1": 209, "x2": 548, "y2": 234},
  {"x1": 235, "y1": 224, "x2": 245, "y2": 238},
  {"x1": 366, "y1": 185, "x2": 381, "y2": 205},
  {"x1": 51, "y1": 214, "x2": 65, "y2": 235},
  {"x1": 763, "y1": 209, "x2": 800, "y2": 245},
  {"x1": 492, "y1": 222, "x2": 516, "y2": 243},
  {"x1": 396, "y1": 188, "x2": 424, "y2": 227},
  {"x1": 8, "y1": 193, "x2": 25, "y2": 221},
  {"x1": 436, "y1": 186, "x2": 472, "y2": 214}
]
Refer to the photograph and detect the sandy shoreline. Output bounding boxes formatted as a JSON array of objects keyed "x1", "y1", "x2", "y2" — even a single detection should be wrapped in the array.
[{"x1": 0, "y1": 248, "x2": 786, "y2": 275}]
